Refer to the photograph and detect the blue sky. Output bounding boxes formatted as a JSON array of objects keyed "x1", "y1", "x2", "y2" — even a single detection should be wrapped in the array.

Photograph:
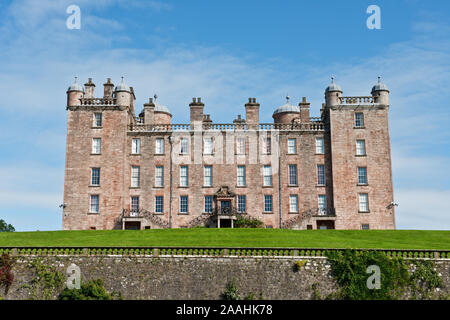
[{"x1": 0, "y1": 0, "x2": 449, "y2": 231}]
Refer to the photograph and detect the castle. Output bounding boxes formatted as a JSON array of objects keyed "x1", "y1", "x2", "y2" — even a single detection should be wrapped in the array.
[{"x1": 62, "y1": 76, "x2": 395, "y2": 230}]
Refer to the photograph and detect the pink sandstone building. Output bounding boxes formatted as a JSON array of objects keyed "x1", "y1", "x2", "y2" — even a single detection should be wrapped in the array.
[{"x1": 62, "y1": 76, "x2": 396, "y2": 230}]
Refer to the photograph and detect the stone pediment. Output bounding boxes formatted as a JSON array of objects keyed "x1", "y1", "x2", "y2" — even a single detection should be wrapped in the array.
[{"x1": 214, "y1": 186, "x2": 235, "y2": 198}]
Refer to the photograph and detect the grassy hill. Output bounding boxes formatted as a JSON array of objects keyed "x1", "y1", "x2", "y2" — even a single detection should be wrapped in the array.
[{"x1": 0, "y1": 229, "x2": 448, "y2": 249}]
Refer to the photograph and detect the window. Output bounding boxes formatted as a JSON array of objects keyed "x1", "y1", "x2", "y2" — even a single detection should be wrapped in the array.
[
  {"x1": 155, "y1": 196, "x2": 163, "y2": 213},
  {"x1": 132, "y1": 138, "x2": 141, "y2": 154},
  {"x1": 317, "y1": 164, "x2": 325, "y2": 186},
  {"x1": 263, "y1": 137, "x2": 271, "y2": 154},
  {"x1": 180, "y1": 196, "x2": 188, "y2": 213},
  {"x1": 263, "y1": 165, "x2": 272, "y2": 186},
  {"x1": 359, "y1": 193, "x2": 369, "y2": 212},
  {"x1": 92, "y1": 138, "x2": 101, "y2": 154},
  {"x1": 288, "y1": 138, "x2": 296, "y2": 154},
  {"x1": 237, "y1": 166, "x2": 246, "y2": 186},
  {"x1": 358, "y1": 167, "x2": 368, "y2": 185},
  {"x1": 204, "y1": 137, "x2": 213, "y2": 154},
  {"x1": 131, "y1": 166, "x2": 140, "y2": 187},
  {"x1": 155, "y1": 166, "x2": 164, "y2": 187},
  {"x1": 355, "y1": 112, "x2": 364, "y2": 128},
  {"x1": 93, "y1": 113, "x2": 102, "y2": 127},
  {"x1": 90, "y1": 195, "x2": 99, "y2": 213},
  {"x1": 361, "y1": 224, "x2": 370, "y2": 230},
  {"x1": 180, "y1": 166, "x2": 188, "y2": 187},
  {"x1": 204, "y1": 166, "x2": 212, "y2": 187},
  {"x1": 264, "y1": 195, "x2": 273, "y2": 212},
  {"x1": 289, "y1": 195, "x2": 298, "y2": 213},
  {"x1": 356, "y1": 140, "x2": 366, "y2": 156},
  {"x1": 289, "y1": 164, "x2": 298, "y2": 185},
  {"x1": 237, "y1": 195, "x2": 246, "y2": 213},
  {"x1": 204, "y1": 196, "x2": 213, "y2": 213},
  {"x1": 237, "y1": 137, "x2": 245, "y2": 155},
  {"x1": 316, "y1": 137, "x2": 324, "y2": 154},
  {"x1": 180, "y1": 137, "x2": 189, "y2": 154},
  {"x1": 155, "y1": 138, "x2": 164, "y2": 154},
  {"x1": 131, "y1": 196, "x2": 139, "y2": 213},
  {"x1": 318, "y1": 195, "x2": 326, "y2": 215},
  {"x1": 91, "y1": 168, "x2": 100, "y2": 186}
]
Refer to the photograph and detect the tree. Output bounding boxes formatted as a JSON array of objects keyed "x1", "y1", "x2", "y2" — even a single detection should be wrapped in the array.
[{"x1": 0, "y1": 219, "x2": 15, "y2": 232}]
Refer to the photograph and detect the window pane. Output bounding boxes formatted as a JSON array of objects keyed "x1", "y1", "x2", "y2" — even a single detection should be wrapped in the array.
[
  {"x1": 237, "y1": 195, "x2": 246, "y2": 212},
  {"x1": 204, "y1": 137, "x2": 213, "y2": 154},
  {"x1": 204, "y1": 196, "x2": 213, "y2": 213},
  {"x1": 263, "y1": 137, "x2": 271, "y2": 154},
  {"x1": 288, "y1": 138, "x2": 296, "y2": 154},
  {"x1": 91, "y1": 168, "x2": 100, "y2": 185},
  {"x1": 94, "y1": 113, "x2": 102, "y2": 127},
  {"x1": 317, "y1": 165, "x2": 325, "y2": 185},
  {"x1": 155, "y1": 196, "x2": 163, "y2": 213},
  {"x1": 131, "y1": 166, "x2": 140, "y2": 187},
  {"x1": 289, "y1": 164, "x2": 297, "y2": 185},
  {"x1": 355, "y1": 113, "x2": 364, "y2": 127},
  {"x1": 204, "y1": 166, "x2": 212, "y2": 186},
  {"x1": 180, "y1": 138, "x2": 189, "y2": 154},
  {"x1": 264, "y1": 195, "x2": 272, "y2": 212},
  {"x1": 237, "y1": 166, "x2": 245, "y2": 186},
  {"x1": 155, "y1": 138, "x2": 164, "y2": 154},
  {"x1": 356, "y1": 140, "x2": 366, "y2": 155},
  {"x1": 237, "y1": 137, "x2": 245, "y2": 155},
  {"x1": 359, "y1": 193, "x2": 369, "y2": 212},
  {"x1": 180, "y1": 196, "x2": 188, "y2": 213},
  {"x1": 155, "y1": 166, "x2": 164, "y2": 187},
  {"x1": 318, "y1": 195, "x2": 326, "y2": 215},
  {"x1": 132, "y1": 139, "x2": 140, "y2": 154},
  {"x1": 316, "y1": 138, "x2": 324, "y2": 154},
  {"x1": 180, "y1": 166, "x2": 188, "y2": 186},
  {"x1": 263, "y1": 165, "x2": 272, "y2": 186},
  {"x1": 358, "y1": 167, "x2": 367, "y2": 184},
  {"x1": 90, "y1": 195, "x2": 99, "y2": 213},
  {"x1": 92, "y1": 138, "x2": 101, "y2": 154},
  {"x1": 289, "y1": 195, "x2": 298, "y2": 212},
  {"x1": 131, "y1": 196, "x2": 139, "y2": 212}
]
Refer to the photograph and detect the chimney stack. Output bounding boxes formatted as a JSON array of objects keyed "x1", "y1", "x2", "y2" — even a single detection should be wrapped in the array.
[
  {"x1": 103, "y1": 78, "x2": 114, "y2": 98},
  {"x1": 245, "y1": 98, "x2": 260, "y2": 129}
]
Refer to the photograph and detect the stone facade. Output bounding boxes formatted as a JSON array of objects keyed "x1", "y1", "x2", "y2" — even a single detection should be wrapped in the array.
[{"x1": 62, "y1": 77, "x2": 396, "y2": 230}]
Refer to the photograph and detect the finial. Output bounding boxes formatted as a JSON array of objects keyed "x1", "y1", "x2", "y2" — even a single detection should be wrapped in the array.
[
  {"x1": 121, "y1": 76, "x2": 124, "y2": 83},
  {"x1": 154, "y1": 94, "x2": 158, "y2": 101},
  {"x1": 331, "y1": 76, "x2": 335, "y2": 83},
  {"x1": 286, "y1": 94, "x2": 290, "y2": 103},
  {"x1": 378, "y1": 76, "x2": 381, "y2": 83},
  {"x1": 74, "y1": 76, "x2": 78, "y2": 83}
]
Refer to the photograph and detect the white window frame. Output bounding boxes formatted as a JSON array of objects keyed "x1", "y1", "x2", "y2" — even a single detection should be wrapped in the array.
[
  {"x1": 132, "y1": 138, "x2": 141, "y2": 154},
  {"x1": 203, "y1": 137, "x2": 213, "y2": 155},
  {"x1": 90, "y1": 194, "x2": 99, "y2": 213},
  {"x1": 180, "y1": 196, "x2": 188, "y2": 213},
  {"x1": 236, "y1": 137, "x2": 245, "y2": 155},
  {"x1": 263, "y1": 137, "x2": 271, "y2": 154},
  {"x1": 289, "y1": 195, "x2": 298, "y2": 213},
  {"x1": 264, "y1": 195, "x2": 273, "y2": 213},
  {"x1": 155, "y1": 137, "x2": 164, "y2": 154},
  {"x1": 359, "y1": 193, "x2": 369, "y2": 212},
  {"x1": 237, "y1": 165, "x2": 246, "y2": 187},
  {"x1": 317, "y1": 164, "x2": 325, "y2": 186},
  {"x1": 180, "y1": 166, "x2": 189, "y2": 187},
  {"x1": 130, "y1": 196, "x2": 139, "y2": 214},
  {"x1": 318, "y1": 195, "x2": 326, "y2": 215},
  {"x1": 93, "y1": 113, "x2": 102, "y2": 127},
  {"x1": 92, "y1": 138, "x2": 101, "y2": 154},
  {"x1": 204, "y1": 165, "x2": 212, "y2": 187},
  {"x1": 358, "y1": 167, "x2": 368, "y2": 185},
  {"x1": 155, "y1": 196, "x2": 164, "y2": 213},
  {"x1": 155, "y1": 166, "x2": 164, "y2": 187},
  {"x1": 288, "y1": 138, "x2": 296, "y2": 154},
  {"x1": 316, "y1": 137, "x2": 324, "y2": 154},
  {"x1": 131, "y1": 166, "x2": 140, "y2": 187},
  {"x1": 180, "y1": 137, "x2": 189, "y2": 154},
  {"x1": 237, "y1": 195, "x2": 246, "y2": 213},
  {"x1": 91, "y1": 167, "x2": 100, "y2": 186},
  {"x1": 289, "y1": 164, "x2": 298, "y2": 186},
  {"x1": 356, "y1": 140, "x2": 366, "y2": 156},
  {"x1": 355, "y1": 112, "x2": 364, "y2": 128},
  {"x1": 263, "y1": 165, "x2": 272, "y2": 187},
  {"x1": 204, "y1": 195, "x2": 213, "y2": 213}
]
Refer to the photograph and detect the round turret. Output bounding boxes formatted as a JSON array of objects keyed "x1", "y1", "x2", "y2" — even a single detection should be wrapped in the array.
[
  {"x1": 272, "y1": 96, "x2": 300, "y2": 124},
  {"x1": 371, "y1": 76, "x2": 389, "y2": 105},
  {"x1": 153, "y1": 94, "x2": 172, "y2": 124},
  {"x1": 324, "y1": 77, "x2": 342, "y2": 107},
  {"x1": 67, "y1": 77, "x2": 84, "y2": 107},
  {"x1": 114, "y1": 77, "x2": 131, "y2": 107}
]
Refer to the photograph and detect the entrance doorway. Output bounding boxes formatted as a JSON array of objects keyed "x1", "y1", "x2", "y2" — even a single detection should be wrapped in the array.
[
  {"x1": 124, "y1": 221, "x2": 141, "y2": 230},
  {"x1": 316, "y1": 220, "x2": 335, "y2": 230}
]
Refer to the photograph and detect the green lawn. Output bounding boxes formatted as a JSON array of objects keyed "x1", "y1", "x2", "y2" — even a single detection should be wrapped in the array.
[{"x1": 0, "y1": 229, "x2": 449, "y2": 249}]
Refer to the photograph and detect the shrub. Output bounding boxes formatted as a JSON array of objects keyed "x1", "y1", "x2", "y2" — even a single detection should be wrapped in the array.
[
  {"x1": 0, "y1": 254, "x2": 16, "y2": 294},
  {"x1": 58, "y1": 279, "x2": 115, "y2": 300},
  {"x1": 221, "y1": 279, "x2": 241, "y2": 300},
  {"x1": 293, "y1": 260, "x2": 307, "y2": 272},
  {"x1": 234, "y1": 215, "x2": 264, "y2": 228}
]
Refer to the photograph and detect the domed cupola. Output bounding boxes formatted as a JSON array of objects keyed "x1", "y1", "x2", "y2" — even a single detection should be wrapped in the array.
[
  {"x1": 371, "y1": 76, "x2": 389, "y2": 93},
  {"x1": 272, "y1": 96, "x2": 300, "y2": 124},
  {"x1": 153, "y1": 94, "x2": 172, "y2": 124},
  {"x1": 67, "y1": 77, "x2": 84, "y2": 92},
  {"x1": 325, "y1": 76, "x2": 342, "y2": 93},
  {"x1": 114, "y1": 77, "x2": 130, "y2": 93}
]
